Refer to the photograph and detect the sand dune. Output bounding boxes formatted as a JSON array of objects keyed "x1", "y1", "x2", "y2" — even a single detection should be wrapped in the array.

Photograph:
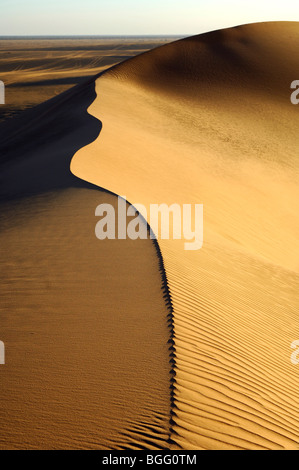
[
  {"x1": 1, "y1": 22, "x2": 299, "y2": 450},
  {"x1": 72, "y1": 22, "x2": 299, "y2": 449},
  {"x1": 0, "y1": 77, "x2": 171, "y2": 449}
]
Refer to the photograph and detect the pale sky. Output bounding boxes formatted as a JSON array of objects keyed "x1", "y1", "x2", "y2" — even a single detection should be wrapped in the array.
[{"x1": 0, "y1": 0, "x2": 299, "y2": 36}]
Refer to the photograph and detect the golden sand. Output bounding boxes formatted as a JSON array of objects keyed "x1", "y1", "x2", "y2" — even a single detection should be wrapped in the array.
[
  {"x1": 72, "y1": 22, "x2": 299, "y2": 449},
  {"x1": 1, "y1": 23, "x2": 299, "y2": 449}
]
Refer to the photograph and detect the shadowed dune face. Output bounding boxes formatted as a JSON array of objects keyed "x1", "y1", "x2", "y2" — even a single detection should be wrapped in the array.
[
  {"x1": 72, "y1": 22, "x2": 299, "y2": 449},
  {"x1": 0, "y1": 190, "x2": 171, "y2": 450},
  {"x1": 106, "y1": 22, "x2": 299, "y2": 104},
  {"x1": 0, "y1": 80, "x2": 101, "y2": 201},
  {"x1": 0, "y1": 75, "x2": 172, "y2": 448}
]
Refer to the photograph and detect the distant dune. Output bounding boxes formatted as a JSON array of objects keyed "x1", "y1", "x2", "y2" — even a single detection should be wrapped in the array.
[
  {"x1": 72, "y1": 22, "x2": 299, "y2": 449},
  {"x1": 0, "y1": 37, "x2": 177, "y2": 122}
]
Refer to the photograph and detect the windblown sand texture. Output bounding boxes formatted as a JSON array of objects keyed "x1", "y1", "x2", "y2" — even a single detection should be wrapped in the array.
[
  {"x1": 72, "y1": 22, "x2": 299, "y2": 449},
  {"x1": 0, "y1": 37, "x2": 178, "y2": 121},
  {"x1": 0, "y1": 52, "x2": 172, "y2": 449},
  {"x1": 0, "y1": 22, "x2": 299, "y2": 450}
]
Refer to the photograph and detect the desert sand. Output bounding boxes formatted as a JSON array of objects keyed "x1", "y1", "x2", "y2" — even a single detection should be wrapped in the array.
[
  {"x1": 0, "y1": 36, "x2": 179, "y2": 122},
  {"x1": 1, "y1": 22, "x2": 299, "y2": 450},
  {"x1": 0, "y1": 49, "x2": 173, "y2": 449},
  {"x1": 72, "y1": 22, "x2": 299, "y2": 449}
]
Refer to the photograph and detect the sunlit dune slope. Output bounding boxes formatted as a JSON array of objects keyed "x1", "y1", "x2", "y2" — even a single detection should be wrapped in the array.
[{"x1": 72, "y1": 22, "x2": 299, "y2": 449}]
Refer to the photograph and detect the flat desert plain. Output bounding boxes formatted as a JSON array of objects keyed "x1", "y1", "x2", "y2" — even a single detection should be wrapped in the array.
[
  {"x1": 1, "y1": 23, "x2": 299, "y2": 450},
  {"x1": 0, "y1": 36, "x2": 179, "y2": 121}
]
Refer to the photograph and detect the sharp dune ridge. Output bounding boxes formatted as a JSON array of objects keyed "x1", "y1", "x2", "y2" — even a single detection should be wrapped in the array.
[
  {"x1": 1, "y1": 22, "x2": 299, "y2": 449},
  {"x1": 0, "y1": 58, "x2": 173, "y2": 447},
  {"x1": 0, "y1": 189, "x2": 173, "y2": 449},
  {"x1": 72, "y1": 22, "x2": 299, "y2": 449},
  {"x1": 151, "y1": 236, "x2": 177, "y2": 447}
]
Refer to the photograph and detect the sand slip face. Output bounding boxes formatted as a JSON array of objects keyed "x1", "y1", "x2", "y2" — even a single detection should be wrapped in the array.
[
  {"x1": 0, "y1": 190, "x2": 171, "y2": 449},
  {"x1": 0, "y1": 81, "x2": 171, "y2": 449},
  {"x1": 72, "y1": 22, "x2": 299, "y2": 449}
]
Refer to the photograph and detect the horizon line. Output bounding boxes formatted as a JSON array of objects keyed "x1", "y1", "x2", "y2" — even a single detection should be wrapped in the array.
[{"x1": 0, "y1": 34, "x2": 187, "y2": 38}]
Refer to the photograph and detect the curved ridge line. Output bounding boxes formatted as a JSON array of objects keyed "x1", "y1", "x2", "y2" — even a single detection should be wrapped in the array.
[
  {"x1": 70, "y1": 155, "x2": 178, "y2": 448},
  {"x1": 67, "y1": 73, "x2": 179, "y2": 448}
]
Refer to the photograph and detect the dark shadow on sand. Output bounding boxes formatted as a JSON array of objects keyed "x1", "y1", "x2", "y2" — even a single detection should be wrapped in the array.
[
  {"x1": 0, "y1": 72, "x2": 176, "y2": 447},
  {"x1": 0, "y1": 76, "x2": 102, "y2": 202}
]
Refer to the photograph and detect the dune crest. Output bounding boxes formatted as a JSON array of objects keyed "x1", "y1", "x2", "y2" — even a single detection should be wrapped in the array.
[
  {"x1": 0, "y1": 77, "x2": 171, "y2": 449},
  {"x1": 72, "y1": 22, "x2": 299, "y2": 449}
]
